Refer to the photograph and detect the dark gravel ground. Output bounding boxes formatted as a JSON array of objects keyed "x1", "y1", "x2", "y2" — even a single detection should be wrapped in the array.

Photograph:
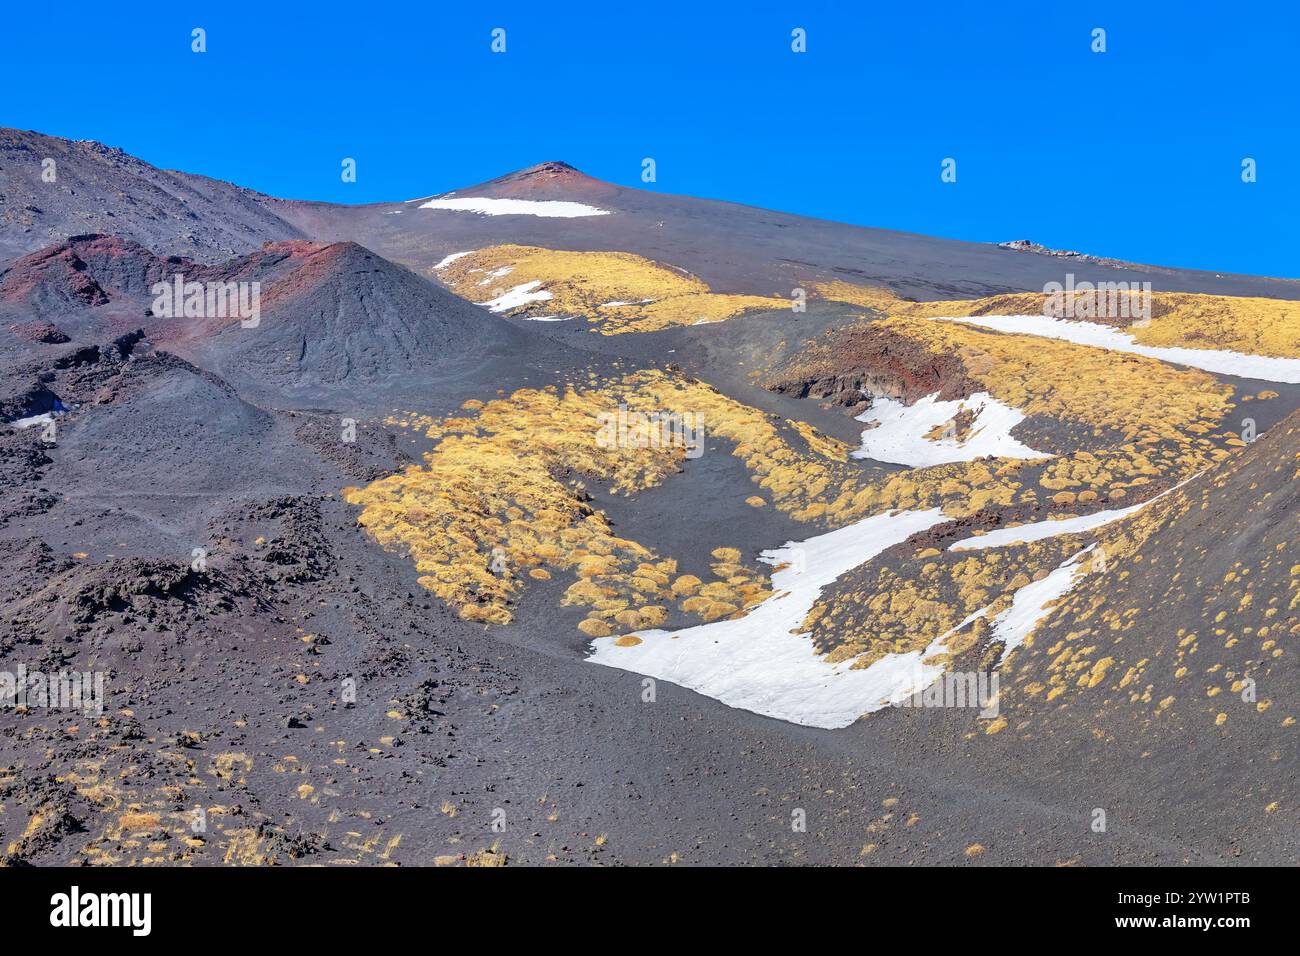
[{"x1": 2, "y1": 311, "x2": 1293, "y2": 866}]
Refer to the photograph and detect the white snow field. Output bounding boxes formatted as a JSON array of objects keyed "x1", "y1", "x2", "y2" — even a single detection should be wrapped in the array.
[
  {"x1": 950, "y1": 504, "x2": 1146, "y2": 551},
  {"x1": 931, "y1": 314, "x2": 1300, "y2": 384},
  {"x1": 418, "y1": 197, "x2": 610, "y2": 218},
  {"x1": 853, "y1": 391, "x2": 1050, "y2": 467},
  {"x1": 588, "y1": 509, "x2": 951, "y2": 729}
]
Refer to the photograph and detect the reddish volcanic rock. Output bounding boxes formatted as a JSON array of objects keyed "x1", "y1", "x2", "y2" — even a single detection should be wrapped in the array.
[
  {"x1": 764, "y1": 323, "x2": 982, "y2": 413},
  {"x1": 5, "y1": 319, "x2": 70, "y2": 344},
  {"x1": 457, "y1": 160, "x2": 619, "y2": 202},
  {"x1": 1, "y1": 241, "x2": 109, "y2": 307},
  {"x1": 253, "y1": 241, "x2": 364, "y2": 309},
  {"x1": 0, "y1": 234, "x2": 189, "y2": 313}
]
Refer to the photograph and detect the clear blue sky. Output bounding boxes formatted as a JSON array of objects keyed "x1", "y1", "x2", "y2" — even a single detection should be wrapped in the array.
[{"x1": 2, "y1": 1, "x2": 1296, "y2": 277}]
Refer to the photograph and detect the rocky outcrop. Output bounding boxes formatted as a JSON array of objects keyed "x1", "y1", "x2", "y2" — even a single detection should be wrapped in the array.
[{"x1": 765, "y1": 323, "x2": 982, "y2": 414}]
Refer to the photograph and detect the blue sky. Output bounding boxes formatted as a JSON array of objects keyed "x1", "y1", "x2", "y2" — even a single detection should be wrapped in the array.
[{"x1": 2, "y1": 1, "x2": 1296, "y2": 277}]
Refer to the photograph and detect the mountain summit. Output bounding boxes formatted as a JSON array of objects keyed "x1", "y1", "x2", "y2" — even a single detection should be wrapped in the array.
[{"x1": 457, "y1": 159, "x2": 616, "y2": 201}]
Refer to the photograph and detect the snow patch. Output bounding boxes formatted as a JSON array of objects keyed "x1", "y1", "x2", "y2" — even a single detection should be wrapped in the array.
[
  {"x1": 587, "y1": 509, "x2": 948, "y2": 729},
  {"x1": 933, "y1": 314, "x2": 1300, "y2": 384},
  {"x1": 6, "y1": 412, "x2": 54, "y2": 430},
  {"x1": 853, "y1": 391, "x2": 1050, "y2": 467},
  {"x1": 949, "y1": 474, "x2": 1197, "y2": 551},
  {"x1": 951, "y1": 505, "x2": 1146, "y2": 551},
  {"x1": 587, "y1": 508, "x2": 1105, "y2": 727},
  {"x1": 433, "y1": 251, "x2": 474, "y2": 270},
  {"x1": 477, "y1": 266, "x2": 516, "y2": 287},
  {"x1": 479, "y1": 281, "x2": 552, "y2": 313},
  {"x1": 989, "y1": 547, "x2": 1094, "y2": 656},
  {"x1": 418, "y1": 197, "x2": 610, "y2": 218}
]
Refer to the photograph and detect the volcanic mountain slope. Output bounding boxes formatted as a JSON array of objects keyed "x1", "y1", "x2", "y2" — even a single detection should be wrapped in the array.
[
  {"x1": 899, "y1": 408, "x2": 1300, "y2": 860},
  {"x1": 0, "y1": 330, "x2": 302, "y2": 552},
  {"x1": 748, "y1": 407, "x2": 1300, "y2": 861},
  {"x1": 983, "y1": 409, "x2": 1300, "y2": 847},
  {"x1": 4, "y1": 131, "x2": 1300, "y2": 867},
  {"x1": 176, "y1": 240, "x2": 527, "y2": 405},
  {"x1": 271, "y1": 158, "x2": 1300, "y2": 305},
  {"x1": 0, "y1": 128, "x2": 304, "y2": 264},
  {"x1": 743, "y1": 294, "x2": 1294, "y2": 679},
  {"x1": 0, "y1": 233, "x2": 528, "y2": 406},
  {"x1": 344, "y1": 253, "x2": 1297, "y2": 733}
]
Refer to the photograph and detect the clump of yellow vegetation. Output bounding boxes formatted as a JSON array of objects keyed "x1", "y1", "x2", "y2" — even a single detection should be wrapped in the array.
[
  {"x1": 435, "y1": 244, "x2": 787, "y2": 334},
  {"x1": 787, "y1": 418, "x2": 851, "y2": 460},
  {"x1": 347, "y1": 370, "x2": 795, "y2": 632},
  {"x1": 348, "y1": 375, "x2": 685, "y2": 627},
  {"x1": 813, "y1": 279, "x2": 1300, "y2": 358},
  {"x1": 1127, "y1": 293, "x2": 1300, "y2": 357},
  {"x1": 357, "y1": 363, "x2": 1043, "y2": 633},
  {"x1": 809, "y1": 279, "x2": 912, "y2": 313}
]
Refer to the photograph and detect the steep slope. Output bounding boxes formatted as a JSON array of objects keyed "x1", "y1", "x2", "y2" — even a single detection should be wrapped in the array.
[
  {"x1": 0, "y1": 128, "x2": 304, "y2": 264},
  {"x1": 1001, "y1": 408, "x2": 1298, "y2": 746},
  {"x1": 177, "y1": 240, "x2": 523, "y2": 403},
  {"x1": 950, "y1": 410, "x2": 1300, "y2": 858}
]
